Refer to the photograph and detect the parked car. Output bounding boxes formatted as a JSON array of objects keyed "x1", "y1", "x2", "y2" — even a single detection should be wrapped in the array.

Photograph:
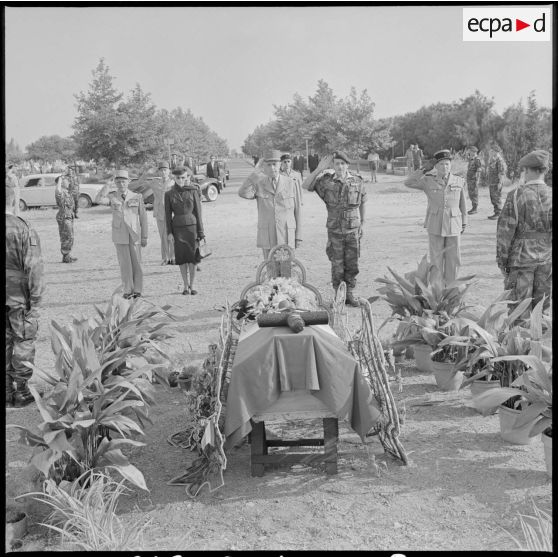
[
  {"x1": 129, "y1": 173, "x2": 222, "y2": 205},
  {"x1": 18, "y1": 174, "x2": 108, "y2": 211},
  {"x1": 195, "y1": 160, "x2": 230, "y2": 184}
]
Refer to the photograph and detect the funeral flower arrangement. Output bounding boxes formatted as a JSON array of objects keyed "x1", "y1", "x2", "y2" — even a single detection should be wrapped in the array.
[{"x1": 236, "y1": 277, "x2": 318, "y2": 320}]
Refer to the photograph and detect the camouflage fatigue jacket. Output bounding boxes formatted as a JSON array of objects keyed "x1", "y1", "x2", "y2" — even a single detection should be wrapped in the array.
[
  {"x1": 5, "y1": 213, "x2": 44, "y2": 308},
  {"x1": 487, "y1": 154, "x2": 506, "y2": 185},
  {"x1": 314, "y1": 171, "x2": 367, "y2": 233},
  {"x1": 496, "y1": 180, "x2": 552, "y2": 269},
  {"x1": 68, "y1": 173, "x2": 80, "y2": 209},
  {"x1": 466, "y1": 156, "x2": 482, "y2": 182},
  {"x1": 55, "y1": 188, "x2": 76, "y2": 220}
]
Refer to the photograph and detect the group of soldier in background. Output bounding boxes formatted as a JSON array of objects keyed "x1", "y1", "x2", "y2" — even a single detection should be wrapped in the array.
[{"x1": 4, "y1": 141, "x2": 552, "y2": 408}]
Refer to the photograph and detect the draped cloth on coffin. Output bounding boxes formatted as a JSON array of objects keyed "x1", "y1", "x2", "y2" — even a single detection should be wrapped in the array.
[{"x1": 224, "y1": 323, "x2": 381, "y2": 449}]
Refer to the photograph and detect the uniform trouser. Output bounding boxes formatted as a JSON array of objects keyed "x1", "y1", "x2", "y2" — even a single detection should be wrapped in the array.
[
  {"x1": 428, "y1": 233, "x2": 461, "y2": 285},
  {"x1": 6, "y1": 305, "x2": 38, "y2": 383},
  {"x1": 57, "y1": 217, "x2": 74, "y2": 256},
  {"x1": 467, "y1": 178, "x2": 479, "y2": 208},
  {"x1": 326, "y1": 230, "x2": 360, "y2": 291},
  {"x1": 505, "y1": 263, "x2": 552, "y2": 319},
  {"x1": 115, "y1": 242, "x2": 143, "y2": 294},
  {"x1": 406, "y1": 161, "x2": 414, "y2": 174},
  {"x1": 156, "y1": 218, "x2": 174, "y2": 261},
  {"x1": 489, "y1": 181, "x2": 503, "y2": 213}
]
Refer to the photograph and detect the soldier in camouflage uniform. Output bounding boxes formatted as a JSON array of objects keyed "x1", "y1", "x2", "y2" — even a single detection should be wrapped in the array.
[
  {"x1": 5, "y1": 186, "x2": 44, "y2": 407},
  {"x1": 466, "y1": 146, "x2": 483, "y2": 214},
  {"x1": 497, "y1": 150, "x2": 552, "y2": 320},
  {"x1": 67, "y1": 165, "x2": 81, "y2": 218},
  {"x1": 55, "y1": 174, "x2": 77, "y2": 263},
  {"x1": 486, "y1": 145, "x2": 507, "y2": 220},
  {"x1": 306, "y1": 150, "x2": 367, "y2": 306}
]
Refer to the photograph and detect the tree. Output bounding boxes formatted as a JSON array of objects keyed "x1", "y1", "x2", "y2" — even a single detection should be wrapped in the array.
[
  {"x1": 73, "y1": 58, "x2": 124, "y2": 164},
  {"x1": 26, "y1": 135, "x2": 77, "y2": 162}
]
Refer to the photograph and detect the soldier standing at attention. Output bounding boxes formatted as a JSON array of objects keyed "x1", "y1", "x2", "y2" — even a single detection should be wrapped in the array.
[
  {"x1": 306, "y1": 150, "x2": 367, "y2": 306},
  {"x1": 239, "y1": 149, "x2": 302, "y2": 259},
  {"x1": 54, "y1": 174, "x2": 77, "y2": 263},
  {"x1": 466, "y1": 146, "x2": 483, "y2": 215},
  {"x1": 280, "y1": 153, "x2": 303, "y2": 203},
  {"x1": 486, "y1": 144, "x2": 507, "y2": 220},
  {"x1": 109, "y1": 170, "x2": 148, "y2": 299},
  {"x1": 152, "y1": 161, "x2": 175, "y2": 265},
  {"x1": 67, "y1": 165, "x2": 81, "y2": 218},
  {"x1": 5, "y1": 187, "x2": 44, "y2": 407},
  {"x1": 497, "y1": 150, "x2": 552, "y2": 317},
  {"x1": 404, "y1": 149, "x2": 467, "y2": 285}
]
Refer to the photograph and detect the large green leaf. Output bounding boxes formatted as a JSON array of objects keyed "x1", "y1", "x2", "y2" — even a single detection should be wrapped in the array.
[
  {"x1": 105, "y1": 463, "x2": 148, "y2": 492},
  {"x1": 506, "y1": 297, "x2": 533, "y2": 325},
  {"x1": 6, "y1": 425, "x2": 47, "y2": 448},
  {"x1": 473, "y1": 387, "x2": 523, "y2": 410},
  {"x1": 30, "y1": 448, "x2": 62, "y2": 478},
  {"x1": 513, "y1": 401, "x2": 548, "y2": 429}
]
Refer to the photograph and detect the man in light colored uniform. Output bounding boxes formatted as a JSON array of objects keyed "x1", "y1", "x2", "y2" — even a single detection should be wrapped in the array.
[
  {"x1": 239, "y1": 149, "x2": 302, "y2": 259},
  {"x1": 109, "y1": 170, "x2": 148, "y2": 298},
  {"x1": 152, "y1": 161, "x2": 175, "y2": 264},
  {"x1": 404, "y1": 149, "x2": 467, "y2": 284},
  {"x1": 280, "y1": 153, "x2": 303, "y2": 204}
]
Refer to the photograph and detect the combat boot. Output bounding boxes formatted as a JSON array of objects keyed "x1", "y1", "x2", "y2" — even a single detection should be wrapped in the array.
[
  {"x1": 487, "y1": 212, "x2": 500, "y2": 220},
  {"x1": 13, "y1": 380, "x2": 34, "y2": 408},
  {"x1": 6, "y1": 377, "x2": 15, "y2": 408},
  {"x1": 345, "y1": 291, "x2": 360, "y2": 307},
  {"x1": 62, "y1": 255, "x2": 77, "y2": 263},
  {"x1": 467, "y1": 206, "x2": 478, "y2": 215}
]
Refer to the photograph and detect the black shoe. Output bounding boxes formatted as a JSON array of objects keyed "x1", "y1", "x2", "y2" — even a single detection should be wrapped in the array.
[
  {"x1": 467, "y1": 207, "x2": 478, "y2": 215},
  {"x1": 123, "y1": 292, "x2": 133, "y2": 299},
  {"x1": 13, "y1": 383, "x2": 34, "y2": 408},
  {"x1": 190, "y1": 289, "x2": 198, "y2": 295},
  {"x1": 132, "y1": 292, "x2": 142, "y2": 298},
  {"x1": 345, "y1": 292, "x2": 360, "y2": 307},
  {"x1": 62, "y1": 256, "x2": 77, "y2": 263},
  {"x1": 487, "y1": 213, "x2": 500, "y2": 220}
]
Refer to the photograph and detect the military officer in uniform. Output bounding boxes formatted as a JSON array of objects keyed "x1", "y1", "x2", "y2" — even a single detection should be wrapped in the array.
[
  {"x1": 239, "y1": 149, "x2": 302, "y2": 259},
  {"x1": 5, "y1": 186, "x2": 44, "y2": 407},
  {"x1": 67, "y1": 165, "x2": 81, "y2": 218},
  {"x1": 404, "y1": 149, "x2": 467, "y2": 285},
  {"x1": 497, "y1": 149, "x2": 552, "y2": 318},
  {"x1": 109, "y1": 170, "x2": 148, "y2": 298},
  {"x1": 486, "y1": 144, "x2": 507, "y2": 220},
  {"x1": 306, "y1": 150, "x2": 367, "y2": 306},
  {"x1": 280, "y1": 153, "x2": 303, "y2": 204},
  {"x1": 152, "y1": 160, "x2": 175, "y2": 264},
  {"x1": 466, "y1": 146, "x2": 483, "y2": 215}
]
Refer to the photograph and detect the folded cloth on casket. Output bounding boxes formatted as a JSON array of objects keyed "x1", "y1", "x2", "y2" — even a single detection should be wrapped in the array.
[{"x1": 223, "y1": 325, "x2": 381, "y2": 449}]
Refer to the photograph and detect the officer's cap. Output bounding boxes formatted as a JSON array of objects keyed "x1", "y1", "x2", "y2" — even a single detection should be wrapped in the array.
[
  {"x1": 263, "y1": 150, "x2": 282, "y2": 162},
  {"x1": 280, "y1": 153, "x2": 292, "y2": 162},
  {"x1": 518, "y1": 150, "x2": 550, "y2": 170},
  {"x1": 433, "y1": 150, "x2": 452, "y2": 163},
  {"x1": 115, "y1": 169, "x2": 129, "y2": 179},
  {"x1": 172, "y1": 166, "x2": 193, "y2": 177},
  {"x1": 158, "y1": 161, "x2": 170, "y2": 170},
  {"x1": 333, "y1": 151, "x2": 351, "y2": 164}
]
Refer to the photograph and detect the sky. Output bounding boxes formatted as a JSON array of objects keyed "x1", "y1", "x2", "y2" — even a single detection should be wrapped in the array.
[{"x1": 5, "y1": 5, "x2": 554, "y2": 152}]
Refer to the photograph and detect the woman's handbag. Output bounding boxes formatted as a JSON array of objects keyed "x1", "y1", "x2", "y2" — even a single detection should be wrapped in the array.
[{"x1": 198, "y1": 239, "x2": 212, "y2": 259}]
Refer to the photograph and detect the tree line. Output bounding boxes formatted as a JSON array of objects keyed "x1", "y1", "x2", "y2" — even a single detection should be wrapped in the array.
[
  {"x1": 242, "y1": 83, "x2": 551, "y2": 180},
  {"x1": 7, "y1": 59, "x2": 229, "y2": 168}
]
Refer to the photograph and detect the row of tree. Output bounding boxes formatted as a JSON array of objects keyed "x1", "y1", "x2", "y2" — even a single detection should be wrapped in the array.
[
  {"x1": 242, "y1": 84, "x2": 551, "y2": 179},
  {"x1": 7, "y1": 59, "x2": 229, "y2": 168}
]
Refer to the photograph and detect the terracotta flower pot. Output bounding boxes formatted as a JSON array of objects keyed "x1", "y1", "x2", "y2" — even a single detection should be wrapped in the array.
[
  {"x1": 431, "y1": 361, "x2": 464, "y2": 391},
  {"x1": 413, "y1": 343, "x2": 433, "y2": 372},
  {"x1": 498, "y1": 405, "x2": 537, "y2": 445},
  {"x1": 542, "y1": 429, "x2": 552, "y2": 478},
  {"x1": 470, "y1": 379, "x2": 501, "y2": 415}
]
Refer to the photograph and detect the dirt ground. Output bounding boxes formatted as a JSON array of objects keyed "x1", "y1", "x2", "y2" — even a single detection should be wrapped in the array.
[{"x1": 5, "y1": 160, "x2": 551, "y2": 552}]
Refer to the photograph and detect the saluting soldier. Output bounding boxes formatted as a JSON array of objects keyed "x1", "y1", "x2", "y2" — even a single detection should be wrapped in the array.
[
  {"x1": 305, "y1": 150, "x2": 367, "y2": 306},
  {"x1": 239, "y1": 149, "x2": 302, "y2": 259},
  {"x1": 497, "y1": 149, "x2": 552, "y2": 318},
  {"x1": 109, "y1": 170, "x2": 148, "y2": 299},
  {"x1": 280, "y1": 153, "x2": 303, "y2": 204},
  {"x1": 404, "y1": 149, "x2": 467, "y2": 285},
  {"x1": 466, "y1": 146, "x2": 483, "y2": 215},
  {"x1": 5, "y1": 187, "x2": 44, "y2": 407},
  {"x1": 486, "y1": 144, "x2": 507, "y2": 220}
]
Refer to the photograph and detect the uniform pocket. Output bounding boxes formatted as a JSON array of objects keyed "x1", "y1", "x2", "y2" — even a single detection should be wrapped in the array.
[
  {"x1": 280, "y1": 193, "x2": 295, "y2": 209},
  {"x1": 347, "y1": 185, "x2": 361, "y2": 205},
  {"x1": 347, "y1": 216, "x2": 361, "y2": 229},
  {"x1": 450, "y1": 207, "x2": 462, "y2": 234}
]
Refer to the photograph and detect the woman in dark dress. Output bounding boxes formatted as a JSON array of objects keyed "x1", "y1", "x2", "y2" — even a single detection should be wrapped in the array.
[{"x1": 165, "y1": 167, "x2": 205, "y2": 294}]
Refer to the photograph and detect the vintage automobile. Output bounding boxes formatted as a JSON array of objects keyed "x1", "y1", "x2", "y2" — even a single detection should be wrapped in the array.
[
  {"x1": 18, "y1": 174, "x2": 108, "y2": 211},
  {"x1": 129, "y1": 172, "x2": 222, "y2": 205}
]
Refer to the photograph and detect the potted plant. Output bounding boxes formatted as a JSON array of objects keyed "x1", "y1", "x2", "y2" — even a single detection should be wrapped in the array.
[
  {"x1": 474, "y1": 356, "x2": 552, "y2": 455},
  {"x1": 374, "y1": 255, "x2": 475, "y2": 370},
  {"x1": 5, "y1": 506, "x2": 28, "y2": 551}
]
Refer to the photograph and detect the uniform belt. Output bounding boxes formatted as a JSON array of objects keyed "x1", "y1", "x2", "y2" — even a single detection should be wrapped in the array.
[
  {"x1": 516, "y1": 232, "x2": 552, "y2": 239},
  {"x1": 6, "y1": 269, "x2": 25, "y2": 278}
]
